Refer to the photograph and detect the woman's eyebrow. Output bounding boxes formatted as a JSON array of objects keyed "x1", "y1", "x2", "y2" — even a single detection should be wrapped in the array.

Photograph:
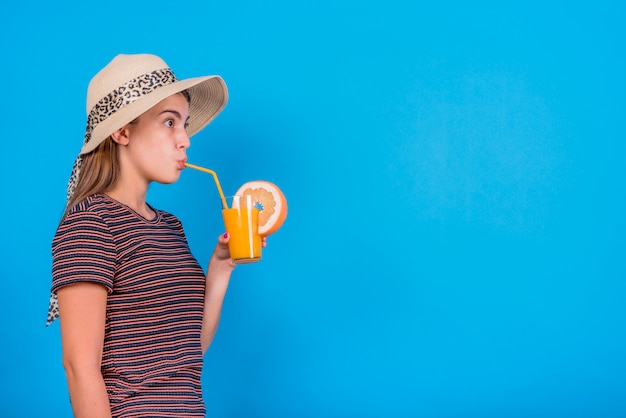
[
  {"x1": 159, "y1": 109, "x2": 191, "y2": 124},
  {"x1": 160, "y1": 109, "x2": 183, "y2": 119}
]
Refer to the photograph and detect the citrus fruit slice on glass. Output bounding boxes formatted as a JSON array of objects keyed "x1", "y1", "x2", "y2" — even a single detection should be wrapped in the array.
[{"x1": 235, "y1": 181, "x2": 287, "y2": 236}]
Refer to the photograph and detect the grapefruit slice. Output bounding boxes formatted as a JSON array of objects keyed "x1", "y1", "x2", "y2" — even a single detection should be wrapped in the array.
[{"x1": 235, "y1": 181, "x2": 287, "y2": 236}]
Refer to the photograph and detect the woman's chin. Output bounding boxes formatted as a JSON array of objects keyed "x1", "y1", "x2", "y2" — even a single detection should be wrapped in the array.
[{"x1": 155, "y1": 172, "x2": 181, "y2": 185}]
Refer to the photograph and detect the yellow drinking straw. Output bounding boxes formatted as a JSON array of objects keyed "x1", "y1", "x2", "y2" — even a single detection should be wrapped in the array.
[{"x1": 184, "y1": 162, "x2": 229, "y2": 209}]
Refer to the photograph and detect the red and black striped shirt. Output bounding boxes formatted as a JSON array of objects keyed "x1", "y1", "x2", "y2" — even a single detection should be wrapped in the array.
[{"x1": 51, "y1": 193, "x2": 207, "y2": 416}]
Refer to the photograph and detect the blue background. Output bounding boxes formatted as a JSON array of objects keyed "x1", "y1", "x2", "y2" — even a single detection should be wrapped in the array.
[{"x1": 2, "y1": 1, "x2": 625, "y2": 417}]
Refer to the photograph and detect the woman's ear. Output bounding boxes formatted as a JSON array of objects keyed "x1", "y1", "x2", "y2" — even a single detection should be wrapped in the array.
[{"x1": 111, "y1": 126, "x2": 131, "y2": 146}]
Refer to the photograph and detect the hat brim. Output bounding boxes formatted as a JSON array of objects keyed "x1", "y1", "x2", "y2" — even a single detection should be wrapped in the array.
[{"x1": 80, "y1": 75, "x2": 228, "y2": 155}]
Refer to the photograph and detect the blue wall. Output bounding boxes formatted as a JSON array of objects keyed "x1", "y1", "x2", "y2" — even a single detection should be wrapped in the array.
[{"x1": 2, "y1": 1, "x2": 625, "y2": 416}]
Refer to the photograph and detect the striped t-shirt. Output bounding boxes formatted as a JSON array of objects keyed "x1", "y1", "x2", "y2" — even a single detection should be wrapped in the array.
[{"x1": 51, "y1": 193, "x2": 207, "y2": 417}]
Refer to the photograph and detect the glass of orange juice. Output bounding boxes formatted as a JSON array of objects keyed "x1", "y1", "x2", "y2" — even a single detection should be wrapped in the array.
[{"x1": 222, "y1": 195, "x2": 262, "y2": 263}]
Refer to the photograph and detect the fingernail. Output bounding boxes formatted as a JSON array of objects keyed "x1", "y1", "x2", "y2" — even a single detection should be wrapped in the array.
[{"x1": 223, "y1": 232, "x2": 229, "y2": 239}]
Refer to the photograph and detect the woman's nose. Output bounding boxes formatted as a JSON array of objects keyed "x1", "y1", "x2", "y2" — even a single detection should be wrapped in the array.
[{"x1": 178, "y1": 129, "x2": 191, "y2": 149}]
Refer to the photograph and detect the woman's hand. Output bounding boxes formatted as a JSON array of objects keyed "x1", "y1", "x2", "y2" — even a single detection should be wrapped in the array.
[
  {"x1": 211, "y1": 233, "x2": 236, "y2": 267},
  {"x1": 211, "y1": 232, "x2": 268, "y2": 267}
]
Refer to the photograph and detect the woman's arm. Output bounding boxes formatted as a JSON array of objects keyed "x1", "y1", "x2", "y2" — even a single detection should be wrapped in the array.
[
  {"x1": 201, "y1": 233, "x2": 236, "y2": 354},
  {"x1": 200, "y1": 233, "x2": 267, "y2": 354},
  {"x1": 57, "y1": 282, "x2": 111, "y2": 418}
]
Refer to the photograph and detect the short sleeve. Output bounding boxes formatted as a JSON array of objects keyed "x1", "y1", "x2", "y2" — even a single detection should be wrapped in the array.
[{"x1": 51, "y1": 210, "x2": 116, "y2": 294}]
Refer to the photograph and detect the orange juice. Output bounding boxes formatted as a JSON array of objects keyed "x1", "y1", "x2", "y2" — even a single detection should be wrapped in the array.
[{"x1": 222, "y1": 204, "x2": 262, "y2": 263}]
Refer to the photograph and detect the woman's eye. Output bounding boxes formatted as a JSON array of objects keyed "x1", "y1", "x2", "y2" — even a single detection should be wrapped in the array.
[{"x1": 165, "y1": 119, "x2": 174, "y2": 128}]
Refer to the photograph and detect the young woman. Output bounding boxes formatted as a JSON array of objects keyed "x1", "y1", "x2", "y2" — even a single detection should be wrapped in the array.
[{"x1": 47, "y1": 53, "x2": 259, "y2": 417}]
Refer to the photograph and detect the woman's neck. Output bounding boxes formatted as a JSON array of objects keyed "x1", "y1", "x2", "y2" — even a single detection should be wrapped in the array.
[{"x1": 104, "y1": 185, "x2": 154, "y2": 220}]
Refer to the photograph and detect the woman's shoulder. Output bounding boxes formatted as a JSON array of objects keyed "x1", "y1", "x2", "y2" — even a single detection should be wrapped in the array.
[
  {"x1": 66, "y1": 193, "x2": 113, "y2": 217},
  {"x1": 55, "y1": 195, "x2": 116, "y2": 242}
]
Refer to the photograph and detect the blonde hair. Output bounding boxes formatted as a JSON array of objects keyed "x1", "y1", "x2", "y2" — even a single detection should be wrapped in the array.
[{"x1": 63, "y1": 137, "x2": 121, "y2": 219}]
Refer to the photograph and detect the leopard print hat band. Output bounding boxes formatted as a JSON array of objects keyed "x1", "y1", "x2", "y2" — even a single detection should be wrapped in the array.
[
  {"x1": 82, "y1": 68, "x2": 178, "y2": 153},
  {"x1": 46, "y1": 54, "x2": 229, "y2": 325}
]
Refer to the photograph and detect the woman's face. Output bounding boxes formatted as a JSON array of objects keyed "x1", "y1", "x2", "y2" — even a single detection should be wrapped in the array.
[{"x1": 123, "y1": 92, "x2": 191, "y2": 185}]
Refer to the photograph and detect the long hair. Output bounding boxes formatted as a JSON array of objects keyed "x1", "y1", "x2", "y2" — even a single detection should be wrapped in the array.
[{"x1": 62, "y1": 137, "x2": 121, "y2": 219}]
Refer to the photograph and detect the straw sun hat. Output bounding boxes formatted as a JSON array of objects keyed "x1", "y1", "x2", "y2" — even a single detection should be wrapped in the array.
[
  {"x1": 80, "y1": 53, "x2": 228, "y2": 155},
  {"x1": 46, "y1": 53, "x2": 228, "y2": 325}
]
